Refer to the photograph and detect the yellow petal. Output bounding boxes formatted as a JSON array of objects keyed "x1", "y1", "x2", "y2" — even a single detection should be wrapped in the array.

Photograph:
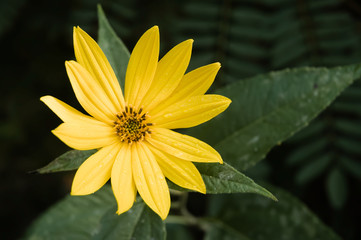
[
  {"x1": 132, "y1": 143, "x2": 170, "y2": 220},
  {"x1": 40, "y1": 95, "x2": 101, "y2": 125},
  {"x1": 71, "y1": 143, "x2": 120, "y2": 195},
  {"x1": 147, "y1": 128, "x2": 222, "y2": 163},
  {"x1": 65, "y1": 60, "x2": 117, "y2": 124},
  {"x1": 111, "y1": 144, "x2": 137, "y2": 214},
  {"x1": 52, "y1": 122, "x2": 118, "y2": 150},
  {"x1": 74, "y1": 27, "x2": 125, "y2": 111},
  {"x1": 141, "y1": 39, "x2": 193, "y2": 111},
  {"x1": 147, "y1": 143, "x2": 206, "y2": 193},
  {"x1": 151, "y1": 63, "x2": 220, "y2": 114},
  {"x1": 151, "y1": 94, "x2": 231, "y2": 129},
  {"x1": 125, "y1": 26, "x2": 159, "y2": 108}
]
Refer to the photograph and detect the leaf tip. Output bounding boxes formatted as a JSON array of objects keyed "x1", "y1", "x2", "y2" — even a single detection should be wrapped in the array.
[
  {"x1": 97, "y1": 3, "x2": 104, "y2": 12},
  {"x1": 28, "y1": 169, "x2": 40, "y2": 175},
  {"x1": 265, "y1": 190, "x2": 278, "y2": 201}
]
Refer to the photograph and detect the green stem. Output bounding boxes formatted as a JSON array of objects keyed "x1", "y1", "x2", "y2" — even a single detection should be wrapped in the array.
[{"x1": 168, "y1": 191, "x2": 211, "y2": 231}]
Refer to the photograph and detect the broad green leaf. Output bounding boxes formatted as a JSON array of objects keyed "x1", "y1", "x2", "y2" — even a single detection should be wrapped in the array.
[
  {"x1": 286, "y1": 120, "x2": 325, "y2": 144},
  {"x1": 186, "y1": 64, "x2": 361, "y2": 171},
  {"x1": 243, "y1": 160, "x2": 271, "y2": 180},
  {"x1": 196, "y1": 162, "x2": 276, "y2": 200},
  {"x1": 94, "y1": 199, "x2": 165, "y2": 240},
  {"x1": 36, "y1": 149, "x2": 96, "y2": 173},
  {"x1": 24, "y1": 186, "x2": 165, "y2": 240},
  {"x1": 24, "y1": 186, "x2": 114, "y2": 240},
  {"x1": 165, "y1": 162, "x2": 276, "y2": 200},
  {"x1": 326, "y1": 168, "x2": 348, "y2": 209},
  {"x1": 205, "y1": 185, "x2": 341, "y2": 240},
  {"x1": 97, "y1": 5, "x2": 130, "y2": 89}
]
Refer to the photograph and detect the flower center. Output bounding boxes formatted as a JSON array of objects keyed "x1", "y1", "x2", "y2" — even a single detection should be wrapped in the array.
[{"x1": 114, "y1": 106, "x2": 152, "y2": 143}]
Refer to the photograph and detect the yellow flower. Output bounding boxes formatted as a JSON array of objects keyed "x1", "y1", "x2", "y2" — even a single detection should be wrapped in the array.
[{"x1": 41, "y1": 26, "x2": 231, "y2": 220}]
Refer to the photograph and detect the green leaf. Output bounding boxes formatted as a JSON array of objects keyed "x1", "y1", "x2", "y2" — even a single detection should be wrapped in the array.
[
  {"x1": 335, "y1": 137, "x2": 361, "y2": 155},
  {"x1": 97, "y1": 5, "x2": 130, "y2": 89},
  {"x1": 24, "y1": 186, "x2": 165, "y2": 240},
  {"x1": 205, "y1": 184, "x2": 341, "y2": 240},
  {"x1": 334, "y1": 119, "x2": 361, "y2": 136},
  {"x1": 244, "y1": 160, "x2": 271, "y2": 180},
  {"x1": 285, "y1": 120, "x2": 325, "y2": 144},
  {"x1": 24, "y1": 186, "x2": 115, "y2": 240},
  {"x1": 326, "y1": 168, "x2": 348, "y2": 209},
  {"x1": 94, "y1": 198, "x2": 165, "y2": 240},
  {"x1": 36, "y1": 150, "x2": 96, "y2": 173},
  {"x1": 167, "y1": 162, "x2": 276, "y2": 200},
  {"x1": 295, "y1": 154, "x2": 332, "y2": 185},
  {"x1": 186, "y1": 64, "x2": 361, "y2": 171},
  {"x1": 340, "y1": 156, "x2": 361, "y2": 179},
  {"x1": 196, "y1": 162, "x2": 276, "y2": 200}
]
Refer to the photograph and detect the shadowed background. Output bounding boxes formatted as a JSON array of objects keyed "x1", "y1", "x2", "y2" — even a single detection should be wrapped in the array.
[{"x1": 1, "y1": 0, "x2": 361, "y2": 239}]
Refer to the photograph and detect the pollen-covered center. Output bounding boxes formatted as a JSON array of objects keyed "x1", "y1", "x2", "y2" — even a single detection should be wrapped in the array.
[{"x1": 114, "y1": 106, "x2": 152, "y2": 143}]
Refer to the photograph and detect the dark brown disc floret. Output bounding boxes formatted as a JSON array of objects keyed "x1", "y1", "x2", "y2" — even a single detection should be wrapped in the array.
[{"x1": 114, "y1": 106, "x2": 152, "y2": 143}]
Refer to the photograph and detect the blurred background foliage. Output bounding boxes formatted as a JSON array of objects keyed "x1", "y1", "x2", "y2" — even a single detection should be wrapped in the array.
[{"x1": 1, "y1": 0, "x2": 361, "y2": 239}]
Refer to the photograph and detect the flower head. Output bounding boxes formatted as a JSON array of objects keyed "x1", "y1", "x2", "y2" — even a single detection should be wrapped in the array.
[{"x1": 41, "y1": 26, "x2": 231, "y2": 219}]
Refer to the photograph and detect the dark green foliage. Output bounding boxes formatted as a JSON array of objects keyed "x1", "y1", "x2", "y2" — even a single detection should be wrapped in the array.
[
  {"x1": 205, "y1": 185, "x2": 342, "y2": 240},
  {"x1": 168, "y1": 1, "x2": 361, "y2": 238},
  {"x1": 93, "y1": 198, "x2": 166, "y2": 240},
  {"x1": 2, "y1": 0, "x2": 361, "y2": 239},
  {"x1": 166, "y1": 224, "x2": 196, "y2": 240},
  {"x1": 24, "y1": 186, "x2": 166, "y2": 240},
  {"x1": 187, "y1": 64, "x2": 361, "y2": 172},
  {"x1": 36, "y1": 150, "x2": 96, "y2": 173},
  {"x1": 0, "y1": 0, "x2": 26, "y2": 37},
  {"x1": 24, "y1": 186, "x2": 115, "y2": 240},
  {"x1": 326, "y1": 168, "x2": 348, "y2": 209}
]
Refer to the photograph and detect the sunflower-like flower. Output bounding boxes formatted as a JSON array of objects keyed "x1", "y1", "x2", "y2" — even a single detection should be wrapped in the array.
[{"x1": 41, "y1": 26, "x2": 231, "y2": 219}]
